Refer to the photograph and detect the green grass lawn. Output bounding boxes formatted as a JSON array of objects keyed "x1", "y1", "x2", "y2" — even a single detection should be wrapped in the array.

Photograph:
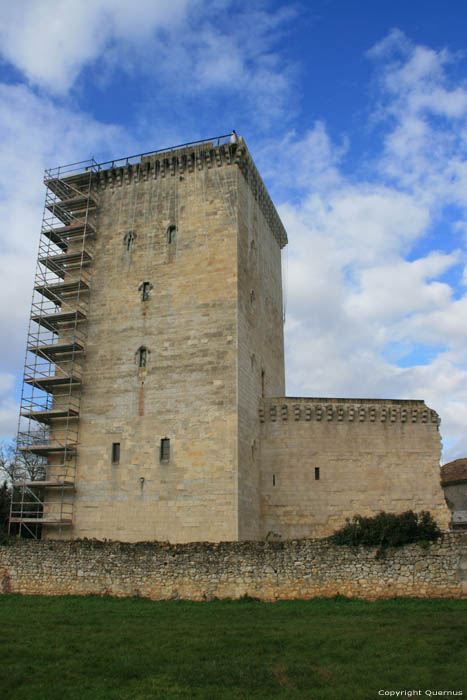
[{"x1": 0, "y1": 595, "x2": 466, "y2": 699}]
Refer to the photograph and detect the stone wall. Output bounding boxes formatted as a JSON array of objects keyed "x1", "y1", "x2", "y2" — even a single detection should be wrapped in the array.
[
  {"x1": 1, "y1": 534, "x2": 466, "y2": 601},
  {"x1": 259, "y1": 397, "x2": 451, "y2": 539},
  {"x1": 236, "y1": 159, "x2": 286, "y2": 540}
]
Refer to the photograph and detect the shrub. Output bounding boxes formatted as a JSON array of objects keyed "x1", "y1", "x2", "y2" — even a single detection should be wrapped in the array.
[{"x1": 331, "y1": 511, "x2": 441, "y2": 557}]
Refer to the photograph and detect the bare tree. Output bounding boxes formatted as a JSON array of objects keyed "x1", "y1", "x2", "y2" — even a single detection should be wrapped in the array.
[
  {"x1": 0, "y1": 440, "x2": 47, "y2": 484},
  {"x1": 0, "y1": 442, "x2": 16, "y2": 483},
  {"x1": 0, "y1": 439, "x2": 47, "y2": 537}
]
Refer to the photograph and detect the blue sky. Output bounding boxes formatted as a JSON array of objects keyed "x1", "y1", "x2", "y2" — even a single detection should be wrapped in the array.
[{"x1": 1, "y1": 0, "x2": 467, "y2": 461}]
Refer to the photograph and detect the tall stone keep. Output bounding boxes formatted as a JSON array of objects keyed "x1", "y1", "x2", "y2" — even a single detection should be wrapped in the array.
[
  {"x1": 12, "y1": 135, "x2": 287, "y2": 542},
  {"x1": 12, "y1": 133, "x2": 450, "y2": 543}
]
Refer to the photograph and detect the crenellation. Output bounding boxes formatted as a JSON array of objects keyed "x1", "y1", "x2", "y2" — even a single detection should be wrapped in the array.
[{"x1": 258, "y1": 399, "x2": 441, "y2": 425}]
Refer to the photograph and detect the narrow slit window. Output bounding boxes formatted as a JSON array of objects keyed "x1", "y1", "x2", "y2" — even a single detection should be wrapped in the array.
[
  {"x1": 261, "y1": 369, "x2": 265, "y2": 398},
  {"x1": 160, "y1": 438, "x2": 170, "y2": 462},
  {"x1": 142, "y1": 282, "x2": 150, "y2": 301},
  {"x1": 315, "y1": 467, "x2": 320, "y2": 481},
  {"x1": 272, "y1": 474, "x2": 276, "y2": 487},
  {"x1": 112, "y1": 443, "x2": 120, "y2": 464},
  {"x1": 167, "y1": 225, "x2": 176, "y2": 244},
  {"x1": 124, "y1": 231, "x2": 136, "y2": 251},
  {"x1": 138, "y1": 348, "x2": 147, "y2": 367}
]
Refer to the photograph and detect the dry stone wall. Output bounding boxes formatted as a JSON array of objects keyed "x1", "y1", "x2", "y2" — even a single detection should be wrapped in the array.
[{"x1": 1, "y1": 534, "x2": 466, "y2": 601}]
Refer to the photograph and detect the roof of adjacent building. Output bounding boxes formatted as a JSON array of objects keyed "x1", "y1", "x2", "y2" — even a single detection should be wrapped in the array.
[{"x1": 441, "y1": 458, "x2": 467, "y2": 485}]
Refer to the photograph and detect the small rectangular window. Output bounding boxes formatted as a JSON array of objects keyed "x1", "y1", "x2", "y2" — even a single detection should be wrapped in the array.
[
  {"x1": 142, "y1": 282, "x2": 150, "y2": 301},
  {"x1": 315, "y1": 467, "x2": 320, "y2": 481},
  {"x1": 160, "y1": 438, "x2": 170, "y2": 462},
  {"x1": 112, "y1": 442, "x2": 120, "y2": 464},
  {"x1": 272, "y1": 473, "x2": 276, "y2": 487}
]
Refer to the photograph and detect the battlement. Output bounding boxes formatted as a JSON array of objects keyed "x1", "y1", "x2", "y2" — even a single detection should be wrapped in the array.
[
  {"x1": 45, "y1": 135, "x2": 288, "y2": 251},
  {"x1": 260, "y1": 397, "x2": 440, "y2": 425}
]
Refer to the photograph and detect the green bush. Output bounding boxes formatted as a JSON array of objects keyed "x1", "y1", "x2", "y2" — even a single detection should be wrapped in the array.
[{"x1": 331, "y1": 510, "x2": 441, "y2": 556}]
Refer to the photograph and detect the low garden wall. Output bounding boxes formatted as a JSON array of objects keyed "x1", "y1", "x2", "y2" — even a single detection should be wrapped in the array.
[{"x1": 1, "y1": 533, "x2": 466, "y2": 600}]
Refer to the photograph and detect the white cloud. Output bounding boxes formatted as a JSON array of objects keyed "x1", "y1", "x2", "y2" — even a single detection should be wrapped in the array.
[
  {"x1": 346, "y1": 252, "x2": 459, "y2": 324},
  {"x1": 1, "y1": 14, "x2": 467, "y2": 470},
  {"x1": 0, "y1": 0, "x2": 191, "y2": 93},
  {"x1": 0, "y1": 1, "x2": 297, "y2": 123},
  {"x1": 0, "y1": 375, "x2": 17, "y2": 440},
  {"x1": 0, "y1": 82, "x2": 131, "y2": 440},
  {"x1": 0, "y1": 395, "x2": 18, "y2": 440},
  {"x1": 369, "y1": 30, "x2": 467, "y2": 214},
  {"x1": 273, "y1": 34, "x2": 467, "y2": 461}
]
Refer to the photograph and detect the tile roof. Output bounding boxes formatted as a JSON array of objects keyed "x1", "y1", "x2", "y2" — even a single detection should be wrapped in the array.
[{"x1": 441, "y1": 458, "x2": 467, "y2": 485}]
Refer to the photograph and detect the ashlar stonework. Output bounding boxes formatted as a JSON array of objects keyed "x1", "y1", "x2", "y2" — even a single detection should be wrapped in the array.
[{"x1": 14, "y1": 135, "x2": 450, "y2": 543}]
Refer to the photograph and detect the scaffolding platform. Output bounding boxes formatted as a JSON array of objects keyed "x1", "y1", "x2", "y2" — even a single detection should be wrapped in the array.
[
  {"x1": 43, "y1": 221, "x2": 96, "y2": 244},
  {"x1": 24, "y1": 373, "x2": 81, "y2": 391},
  {"x1": 31, "y1": 308, "x2": 87, "y2": 332},
  {"x1": 34, "y1": 278, "x2": 90, "y2": 302},
  {"x1": 19, "y1": 443, "x2": 77, "y2": 456},
  {"x1": 46, "y1": 198, "x2": 96, "y2": 224},
  {"x1": 10, "y1": 517, "x2": 73, "y2": 525},
  {"x1": 27, "y1": 340, "x2": 85, "y2": 360},
  {"x1": 16, "y1": 480, "x2": 75, "y2": 488},
  {"x1": 45, "y1": 169, "x2": 97, "y2": 197},
  {"x1": 38, "y1": 249, "x2": 93, "y2": 276},
  {"x1": 21, "y1": 407, "x2": 79, "y2": 423}
]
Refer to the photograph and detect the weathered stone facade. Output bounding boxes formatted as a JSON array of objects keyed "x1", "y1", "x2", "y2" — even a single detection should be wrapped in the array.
[
  {"x1": 1, "y1": 535, "x2": 466, "y2": 600},
  {"x1": 260, "y1": 397, "x2": 450, "y2": 538},
  {"x1": 20, "y1": 135, "x2": 450, "y2": 543}
]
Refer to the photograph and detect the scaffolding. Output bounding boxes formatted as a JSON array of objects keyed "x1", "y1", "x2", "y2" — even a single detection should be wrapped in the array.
[
  {"x1": 9, "y1": 135, "x2": 237, "y2": 538},
  {"x1": 10, "y1": 159, "x2": 98, "y2": 538}
]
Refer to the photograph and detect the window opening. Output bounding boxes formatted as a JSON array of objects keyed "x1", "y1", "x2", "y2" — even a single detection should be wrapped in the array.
[
  {"x1": 112, "y1": 443, "x2": 120, "y2": 464},
  {"x1": 315, "y1": 467, "x2": 320, "y2": 481},
  {"x1": 138, "y1": 347, "x2": 147, "y2": 367},
  {"x1": 272, "y1": 474, "x2": 276, "y2": 487},
  {"x1": 160, "y1": 438, "x2": 170, "y2": 462},
  {"x1": 167, "y1": 225, "x2": 176, "y2": 244},
  {"x1": 141, "y1": 282, "x2": 150, "y2": 301},
  {"x1": 124, "y1": 230, "x2": 136, "y2": 251},
  {"x1": 261, "y1": 369, "x2": 265, "y2": 398}
]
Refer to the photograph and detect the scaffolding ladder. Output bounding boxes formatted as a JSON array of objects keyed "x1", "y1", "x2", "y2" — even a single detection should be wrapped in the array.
[{"x1": 10, "y1": 159, "x2": 97, "y2": 538}]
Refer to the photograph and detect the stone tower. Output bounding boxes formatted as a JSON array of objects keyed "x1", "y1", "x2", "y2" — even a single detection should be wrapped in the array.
[
  {"x1": 12, "y1": 133, "x2": 450, "y2": 543},
  {"x1": 13, "y1": 135, "x2": 288, "y2": 542}
]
